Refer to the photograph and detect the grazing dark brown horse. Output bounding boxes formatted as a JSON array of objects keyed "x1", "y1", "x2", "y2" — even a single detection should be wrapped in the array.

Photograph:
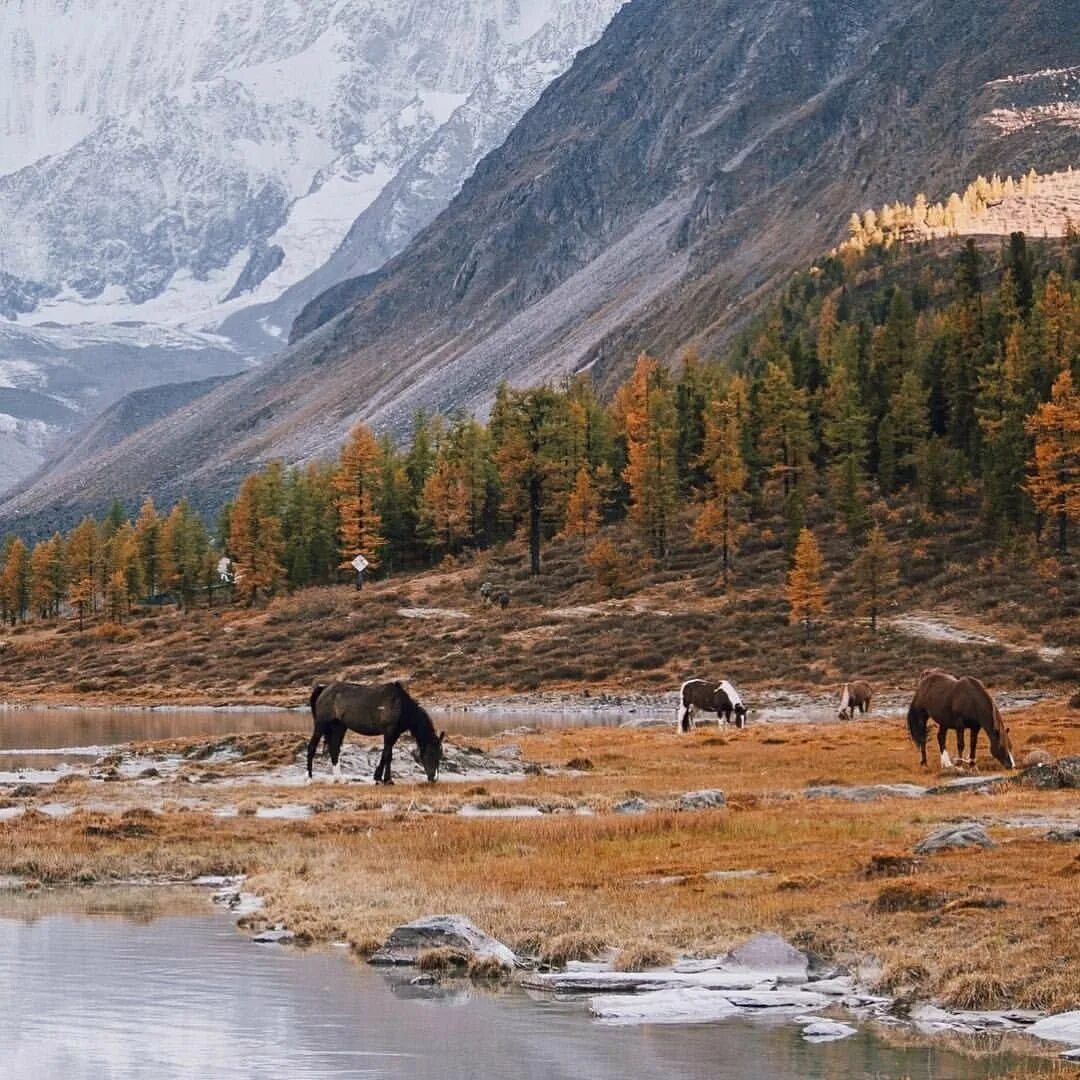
[
  {"x1": 677, "y1": 679, "x2": 747, "y2": 733},
  {"x1": 307, "y1": 681, "x2": 445, "y2": 784},
  {"x1": 907, "y1": 669, "x2": 1015, "y2": 770},
  {"x1": 837, "y1": 680, "x2": 874, "y2": 720}
]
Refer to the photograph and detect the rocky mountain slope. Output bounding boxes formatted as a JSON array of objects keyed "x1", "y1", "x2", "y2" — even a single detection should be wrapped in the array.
[
  {"x1": 3, "y1": 0, "x2": 1079, "y2": 534},
  {"x1": 0, "y1": 0, "x2": 622, "y2": 493}
]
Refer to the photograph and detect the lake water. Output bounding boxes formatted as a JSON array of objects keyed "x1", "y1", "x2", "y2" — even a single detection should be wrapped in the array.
[
  {"x1": 0, "y1": 890, "x2": 1046, "y2": 1080},
  {"x1": 0, "y1": 704, "x2": 630, "y2": 773}
]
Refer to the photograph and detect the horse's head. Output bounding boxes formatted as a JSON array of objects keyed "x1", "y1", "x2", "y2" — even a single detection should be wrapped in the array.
[
  {"x1": 988, "y1": 707, "x2": 1016, "y2": 769},
  {"x1": 734, "y1": 702, "x2": 748, "y2": 725},
  {"x1": 413, "y1": 731, "x2": 445, "y2": 782}
]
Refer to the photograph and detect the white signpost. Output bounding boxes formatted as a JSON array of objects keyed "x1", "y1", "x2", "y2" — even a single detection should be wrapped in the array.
[{"x1": 351, "y1": 553, "x2": 369, "y2": 590}]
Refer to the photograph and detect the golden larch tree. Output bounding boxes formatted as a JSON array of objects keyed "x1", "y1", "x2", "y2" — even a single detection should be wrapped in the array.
[
  {"x1": 786, "y1": 527, "x2": 827, "y2": 642},
  {"x1": 1026, "y1": 369, "x2": 1080, "y2": 552},
  {"x1": 615, "y1": 354, "x2": 679, "y2": 560},
  {"x1": 334, "y1": 422, "x2": 385, "y2": 572}
]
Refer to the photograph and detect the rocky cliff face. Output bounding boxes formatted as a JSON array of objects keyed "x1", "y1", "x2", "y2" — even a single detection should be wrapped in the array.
[
  {"x1": 3, "y1": 0, "x2": 1079, "y2": 533},
  {"x1": 0, "y1": 0, "x2": 622, "y2": 327}
]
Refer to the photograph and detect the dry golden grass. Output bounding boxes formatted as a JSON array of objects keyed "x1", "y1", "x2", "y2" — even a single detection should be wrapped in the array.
[{"x1": 0, "y1": 697, "x2": 1075, "y2": 1018}]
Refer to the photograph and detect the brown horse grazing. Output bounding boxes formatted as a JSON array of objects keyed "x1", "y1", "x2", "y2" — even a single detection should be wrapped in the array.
[
  {"x1": 837, "y1": 680, "x2": 874, "y2": 720},
  {"x1": 307, "y1": 681, "x2": 445, "y2": 784},
  {"x1": 677, "y1": 679, "x2": 747, "y2": 732},
  {"x1": 907, "y1": 669, "x2": 1015, "y2": 770}
]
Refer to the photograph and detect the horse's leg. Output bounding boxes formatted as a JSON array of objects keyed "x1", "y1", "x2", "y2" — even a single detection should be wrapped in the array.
[
  {"x1": 967, "y1": 725, "x2": 979, "y2": 769},
  {"x1": 306, "y1": 722, "x2": 325, "y2": 780},
  {"x1": 937, "y1": 723, "x2": 953, "y2": 769},
  {"x1": 328, "y1": 725, "x2": 346, "y2": 783},
  {"x1": 377, "y1": 732, "x2": 396, "y2": 785},
  {"x1": 956, "y1": 726, "x2": 966, "y2": 768}
]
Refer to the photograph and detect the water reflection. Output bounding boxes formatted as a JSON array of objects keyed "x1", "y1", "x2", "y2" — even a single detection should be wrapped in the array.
[{"x1": 0, "y1": 891, "x2": 1049, "y2": 1080}]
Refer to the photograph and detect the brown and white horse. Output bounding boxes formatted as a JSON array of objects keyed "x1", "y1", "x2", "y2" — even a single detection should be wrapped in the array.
[
  {"x1": 906, "y1": 669, "x2": 1015, "y2": 770},
  {"x1": 677, "y1": 679, "x2": 747, "y2": 733},
  {"x1": 837, "y1": 680, "x2": 873, "y2": 720}
]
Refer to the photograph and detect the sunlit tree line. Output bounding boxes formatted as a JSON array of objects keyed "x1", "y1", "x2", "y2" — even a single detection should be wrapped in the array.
[{"x1": 2, "y1": 230, "x2": 1078, "y2": 624}]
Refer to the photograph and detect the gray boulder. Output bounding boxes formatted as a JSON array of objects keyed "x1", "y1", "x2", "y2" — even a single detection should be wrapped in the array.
[
  {"x1": 914, "y1": 822, "x2": 995, "y2": 855},
  {"x1": 368, "y1": 914, "x2": 516, "y2": 969},
  {"x1": 726, "y1": 933, "x2": 809, "y2": 982},
  {"x1": 678, "y1": 789, "x2": 727, "y2": 810},
  {"x1": 614, "y1": 797, "x2": 651, "y2": 815},
  {"x1": 1017, "y1": 757, "x2": 1080, "y2": 791}
]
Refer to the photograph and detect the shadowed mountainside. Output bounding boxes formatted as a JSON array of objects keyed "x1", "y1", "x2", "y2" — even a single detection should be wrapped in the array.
[{"x1": 3, "y1": 0, "x2": 1079, "y2": 535}]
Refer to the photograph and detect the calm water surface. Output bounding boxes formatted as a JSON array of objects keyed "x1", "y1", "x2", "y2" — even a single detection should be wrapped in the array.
[
  {"x1": 0, "y1": 705, "x2": 628, "y2": 770},
  {"x1": 0, "y1": 891, "x2": 1049, "y2": 1080}
]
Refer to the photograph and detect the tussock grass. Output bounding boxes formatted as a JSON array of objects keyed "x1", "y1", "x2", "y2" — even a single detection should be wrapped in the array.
[
  {"x1": 417, "y1": 948, "x2": 469, "y2": 971},
  {"x1": 872, "y1": 880, "x2": 944, "y2": 912},
  {"x1": 538, "y1": 933, "x2": 609, "y2": 968},
  {"x1": 613, "y1": 944, "x2": 676, "y2": 972}
]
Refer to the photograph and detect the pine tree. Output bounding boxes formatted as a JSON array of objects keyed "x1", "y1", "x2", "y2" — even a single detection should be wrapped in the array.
[
  {"x1": 134, "y1": 497, "x2": 163, "y2": 599},
  {"x1": 754, "y1": 359, "x2": 814, "y2": 540},
  {"x1": 492, "y1": 385, "x2": 570, "y2": 575},
  {"x1": 821, "y1": 357, "x2": 869, "y2": 533},
  {"x1": 854, "y1": 524, "x2": 897, "y2": 631},
  {"x1": 1026, "y1": 369, "x2": 1080, "y2": 552},
  {"x1": 161, "y1": 499, "x2": 209, "y2": 610},
  {"x1": 786, "y1": 527, "x2": 827, "y2": 643},
  {"x1": 694, "y1": 389, "x2": 747, "y2": 587}
]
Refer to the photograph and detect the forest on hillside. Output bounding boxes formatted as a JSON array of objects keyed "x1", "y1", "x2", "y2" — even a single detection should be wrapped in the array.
[{"x1": 1, "y1": 230, "x2": 1078, "y2": 628}]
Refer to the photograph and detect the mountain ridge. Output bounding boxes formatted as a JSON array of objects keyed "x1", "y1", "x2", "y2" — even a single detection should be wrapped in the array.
[{"x1": 2, "y1": 0, "x2": 1079, "y2": 535}]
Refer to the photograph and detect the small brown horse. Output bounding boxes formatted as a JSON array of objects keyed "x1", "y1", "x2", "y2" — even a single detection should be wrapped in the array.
[
  {"x1": 907, "y1": 669, "x2": 1015, "y2": 770},
  {"x1": 677, "y1": 679, "x2": 747, "y2": 732},
  {"x1": 307, "y1": 681, "x2": 444, "y2": 783},
  {"x1": 837, "y1": 680, "x2": 873, "y2": 720}
]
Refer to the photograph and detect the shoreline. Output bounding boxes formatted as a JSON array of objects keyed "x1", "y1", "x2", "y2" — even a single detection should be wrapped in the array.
[{"x1": 0, "y1": 700, "x2": 1076, "y2": 1052}]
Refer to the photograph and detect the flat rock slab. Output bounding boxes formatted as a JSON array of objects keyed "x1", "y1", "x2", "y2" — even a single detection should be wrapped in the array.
[
  {"x1": 801, "y1": 1019, "x2": 858, "y2": 1042},
  {"x1": 727, "y1": 933, "x2": 809, "y2": 983},
  {"x1": 369, "y1": 914, "x2": 516, "y2": 969},
  {"x1": 589, "y1": 987, "x2": 741, "y2": 1025},
  {"x1": 926, "y1": 775, "x2": 1009, "y2": 796},
  {"x1": 521, "y1": 969, "x2": 779, "y2": 995},
  {"x1": 613, "y1": 797, "x2": 651, "y2": 814},
  {"x1": 913, "y1": 822, "x2": 995, "y2": 855},
  {"x1": 805, "y1": 784, "x2": 927, "y2": 802},
  {"x1": 1029, "y1": 1011, "x2": 1080, "y2": 1047}
]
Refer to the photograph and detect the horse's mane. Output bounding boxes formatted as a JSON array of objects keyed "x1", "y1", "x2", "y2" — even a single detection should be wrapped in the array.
[
  {"x1": 395, "y1": 683, "x2": 437, "y2": 747},
  {"x1": 718, "y1": 680, "x2": 743, "y2": 707}
]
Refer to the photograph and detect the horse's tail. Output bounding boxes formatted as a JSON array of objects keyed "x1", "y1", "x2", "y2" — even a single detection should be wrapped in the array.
[
  {"x1": 306, "y1": 684, "x2": 329, "y2": 778},
  {"x1": 906, "y1": 701, "x2": 927, "y2": 747}
]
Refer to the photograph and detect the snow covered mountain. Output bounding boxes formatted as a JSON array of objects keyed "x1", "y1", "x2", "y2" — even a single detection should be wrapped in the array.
[{"x1": 0, "y1": 0, "x2": 623, "y2": 491}]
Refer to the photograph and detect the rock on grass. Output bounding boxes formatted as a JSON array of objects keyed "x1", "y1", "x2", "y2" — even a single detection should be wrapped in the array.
[
  {"x1": 369, "y1": 914, "x2": 515, "y2": 972},
  {"x1": 913, "y1": 822, "x2": 995, "y2": 855}
]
